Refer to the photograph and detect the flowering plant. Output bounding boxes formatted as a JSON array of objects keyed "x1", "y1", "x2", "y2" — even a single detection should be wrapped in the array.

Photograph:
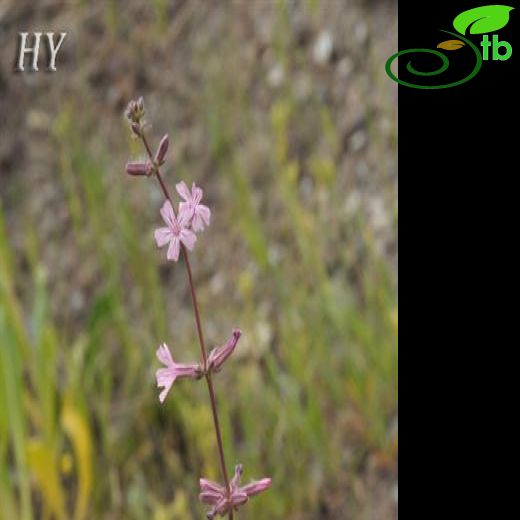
[{"x1": 124, "y1": 97, "x2": 271, "y2": 519}]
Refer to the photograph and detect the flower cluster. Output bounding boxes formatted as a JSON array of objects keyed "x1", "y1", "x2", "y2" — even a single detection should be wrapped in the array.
[
  {"x1": 155, "y1": 330, "x2": 242, "y2": 402},
  {"x1": 124, "y1": 97, "x2": 271, "y2": 519},
  {"x1": 153, "y1": 181, "x2": 210, "y2": 262},
  {"x1": 124, "y1": 95, "x2": 145, "y2": 138},
  {"x1": 200, "y1": 464, "x2": 272, "y2": 519},
  {"x1": 124, "y1": 96, "x2": 144, "y2": 124}
]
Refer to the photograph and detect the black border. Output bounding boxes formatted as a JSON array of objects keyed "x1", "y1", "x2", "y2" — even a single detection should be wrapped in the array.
[{"x1": 399, "y1": 0, "x2": 518, "y2": 505}]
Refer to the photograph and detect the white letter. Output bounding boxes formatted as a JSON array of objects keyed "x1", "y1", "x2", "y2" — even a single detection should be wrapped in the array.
[
  {"x1": 46, "y1": 32, "x2": 67, "y2": 71},
  {"x1": 17, "y1": 32, "x2": 42, "y2": 71}
]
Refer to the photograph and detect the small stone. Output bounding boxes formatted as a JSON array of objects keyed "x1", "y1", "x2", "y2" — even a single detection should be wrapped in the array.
[
  {"x1": 210, "y1": 273, "x2": 225, "y2": 295},
  {"x1": 350, "y1": 130, "x2": 367, "y2": 152},
  {"x1": 344, "y1": 191, "x2": 361, "y2": 216},
  {"x1": 336, "y1": 57, "x2": 354, "y2": 80},
  {"x1": 313, "y1": 31, "x2": 334, "y2": 65},
  {"x1": 354, "y1": 22, "x2": 368, "y2": 45},
  {"x1": 267, "y1": 63, "x2": 284, "y2": 88}
]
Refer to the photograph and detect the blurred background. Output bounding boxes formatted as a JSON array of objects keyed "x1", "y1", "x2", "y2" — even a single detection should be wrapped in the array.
[{"x1": 0, "y1": 1, "x2": 397, "y2": 518}]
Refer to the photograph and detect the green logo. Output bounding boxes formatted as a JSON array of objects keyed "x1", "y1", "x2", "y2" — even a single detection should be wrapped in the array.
[{"x1": 386, "y1": 5, "x2": 514, "y2": 89}]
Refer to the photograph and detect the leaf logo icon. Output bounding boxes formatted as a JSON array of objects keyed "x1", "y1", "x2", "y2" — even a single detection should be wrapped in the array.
[
  {"x1": 453, "y1": 5, "x2": 514, "y2": 35},
  {"x1": 437, "y1": 40, "x2": 466, "y2": 50}
]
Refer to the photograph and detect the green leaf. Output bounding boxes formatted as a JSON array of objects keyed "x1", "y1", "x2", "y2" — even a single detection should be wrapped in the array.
[{"x1": 453, "y1": 5, "x2": 514, "y2": 35}]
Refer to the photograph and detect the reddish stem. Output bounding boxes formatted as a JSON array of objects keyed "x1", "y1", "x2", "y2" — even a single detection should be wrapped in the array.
[{"x1": 140, "y1": 131, "x2": 233, "y2": 517}]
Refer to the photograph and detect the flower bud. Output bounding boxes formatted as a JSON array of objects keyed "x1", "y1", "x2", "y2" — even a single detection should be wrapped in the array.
[
  {"x1": 136, "y1": 96, "x2": 144, "y2": 114},
  {"x1": 126, "y1": 161, "x2": 150, "y2": 176},
  {"x1": 207, "y1": 329, "x2": 242, "y2": 373},
  {"x1": 125, "y1": 97, "x2": 145, "y2": 123},
  {"x1": 154, "y1": 134, "x2": 169, "y2": 165},
  {"x1": 124, "y1": 100, "x2": 136, "y2": 121}
]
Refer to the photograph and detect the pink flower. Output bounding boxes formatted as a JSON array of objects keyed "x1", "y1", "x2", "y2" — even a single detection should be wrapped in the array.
[
  {"x1": 176, "y1": 181, "x2": 211, "y2": 232},
  {"x1": 154, "y1": 200, "x2": 197, "y2": 262},
  {"x1": 155, "y1": 343, "x2": 202, "y2": 403},
  {"x1": 199, "y1": 464, "x2": 272, "y2": 519},
  {"x1": 207, "y1": 329, "x2": 242, "y2": 373}
]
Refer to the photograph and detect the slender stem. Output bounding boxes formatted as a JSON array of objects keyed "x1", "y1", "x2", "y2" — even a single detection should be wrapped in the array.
[
  {"x1": 182, "y1": 246, "x2": 230, "y2": 489},
  {"x1": 139, "y1": 130, "x2": 233, "y2": 516},
  {"x1": 181, "y1": 247, "x2": 207, "y2": 364}
]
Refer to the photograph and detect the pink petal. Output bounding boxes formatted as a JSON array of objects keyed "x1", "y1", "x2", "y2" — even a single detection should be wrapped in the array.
[
  {"x1": 230, "y1": 463, "x2": 243, "y2": 490},
  {"x1": 154, "y1": 227, "x2": 172, "y2": 248},
  {"x1": 156, "y1": 343, "x2": 174, "y2": 367},
  {"x1": 156, "y1": 351, "x2": 201, "y2": 403},
  {"x1": 167, "y1": 236, "x2": 181, "y2": 261},
  {"x1": 179, "y1": 229, "x2": 197, "y2": 251},
  {"x1": 205, "y1": 497, "x2": 231, "y2": 520},
  {"x1": 156, "y1": 367, "x2": 175, "y2": 387},
  {"x1": 215, "y1": 497, "x2": 231, "y2": 515},
  {"x1": 176, "y1": 181, "x2": 192, "y2": 202},
  {"x1": 200, "y1": 479, "x2": 226, "y2": 495},
  {"x1": 158, "y1": 385, "x2": 172, "y2": 403},
  {"x1": 230, "y1": 492, "x2": 248, "y2": 507},
  {"x1": 178, "y1": 204, "x2": 194, "y2": 227},
  {"x1": 173, "y1": 363, "x2": 201, "y2": 377},
  {"x1": 191, "y1": 183, "x2": 203, "y2": 205},
  {"x1": 191, "y1": 213, "x2": 205, "y2": 233},
  {"x1": 158, "y1": 387, "x2": 170, "y2": 403},
  {"x1": 240, "y1": 478, "x2": 272, "y2": 497},
  {"x1": 196, "y1": 204, "x2": 211, "y2": 226},
  {"x1": 160, "y1": 200, "x2": 176, "y2": 228},
  {"x1": 156, "y1": 367, "x2": 176, "y2": 403},
  {"x1": 199, "y1": 491, "x2": 223, "y2": 506}
]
